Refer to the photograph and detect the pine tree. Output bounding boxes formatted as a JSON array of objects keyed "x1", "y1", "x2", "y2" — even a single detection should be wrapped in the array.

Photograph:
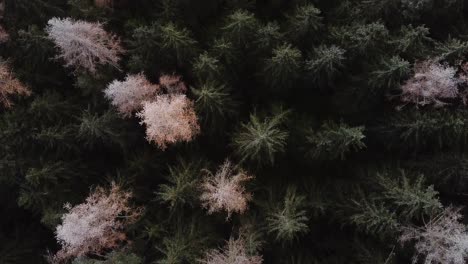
[
  {"x1": 222, "y1": 10, "x2": 258, "y2": 47},
  {"x1": 305, "y1": 121, "x2": 366, "y2": 160},
  {"x1": 375, "y1": 170, "x2": 442, "y2": 219},
  {"x1": 266, "y1": 186, "x2": 309, "y2": 243},
  {"x1": 436, "y1": 38, "x2": 468, "y2": 63},
  {"x1": 157, "y1": 159, "x2": 204, "y2": 210},
  {"x1": 158, "y1": 22, "x2": 198, "y2": 66},
  {"x1": 347, "y1": 195, "x2": 400, "y2": 236},
  {"x1": 200, "y1": 234, "x2": 263, "y2": 264},
  {"x1": 191, "y1": 82, "x2": 237, "y2": 128},
  {"x1": 381, "y1": 109, "x2": 468, "y2": 149},
  {"x1": 210, "y1": 38, "x2": 238, "y2": 66},
  {"x1": 77, "y1": 109, "x2": 125, "y2": 149},
  {"x1": 262, "y1": 44, "x2": 302, "y2": 91},
  {"x1": 287, "y1": 4, "x2": 322, "y2": 41},
  {"x1": 394, "y1": 25, "x2": 432, "y2": 58},
  {"x1": 254, "y1": 22, "x2": 283, "y2": 52},
  {"x1": 232, "y1": 108, "x2": 289, "y2": 166},
  {"x1": 368, "y1": 56, "x2": 410, "y2": 89},
  {"x1": 305, "y1": 45, "x2": 345, "y2": 84},
  {"x1": 127, "y1": 23, "x2": 159, "y2": 71},
  {"x1": 333, "y1": 22, "x2": 389, "y2": 56},
  {"x1": 156, "y1": 219, "x2": 209, "y2": 264},
  {"x1": 193, "y1": 52, "x2": 223, "y2": 82}
]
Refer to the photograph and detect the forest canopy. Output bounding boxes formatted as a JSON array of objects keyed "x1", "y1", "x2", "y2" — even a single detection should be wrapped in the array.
[{"x1": 1, "y1": 0, "x2": 468, "y2": 263}]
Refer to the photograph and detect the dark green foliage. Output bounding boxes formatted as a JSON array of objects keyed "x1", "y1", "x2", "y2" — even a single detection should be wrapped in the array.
[
  {"x1": 68, "y1": 0, "x2": 108, "y2": 20},
  {"x1": 380, "y1": 110, "x2": 468, "y2": 150},
  {"x1": 344, "y1": 169, "x2": 442, "y2": 237},
  {"x1": 368, "y1": 56, "x2": 410, "y2": 89},
  {"x1": 127, "y1": 24, "x2": 160, "y2": 71},
  {"x1": 407, "y1": 154, "x2": 468, "y2": 193},
  {"x1": 262, "y1": 44, "x2": 302, "y2": 90},
  {"x1": 232, "y1": 108, "x2": 289, "y2": 166},
  {"x1": 354, "y1": 240, "x2": 397, "y2": 264},
  {"x1": 16, "y1": 25, "x2": 54, "y2": 70},
  {"x1": 72, "y1": 250, "x2": 142, "y2": 264},
  {"x1": 155, "y1": 219, "x2": 209, "y2": 264},
  {"x1": 254, "y1": 22, "x2": 283, "y2": 52},
  {"x1": 24, "y1": 161, "x2": 77, "y2": 187},
  {"x1": 347, "y1": 195, "x2": 400, "y2": 235},
  {"x1": 395, "y1": 25, "x2": 432, "y2": 57},
  {"x1": 375, "y1": 171, "x2": 442, "y2": 219},
  {"x1": 4, "y1": 0, "x2": 64, "y2": 27},
  {"x1": 436, "y1": 38, "x2": 468, "y2": 63},
  {"x1": 192, "y1": 52, "x2": 222, "y2": 82},
  {"x1": 334, "y1": 22, "x2": 389, "y2": 55},
  {"x1": 305, "y1": 121, "x2": 366, "y2": 160},
  {"x1": 306, "y1": 45, "x2": 345, "y2": 84},
  {"x1": 191, "y1": 82, "x2": 237, "y2": 128},
  {"x1": 158, "y1": 22, "x2": 198, "y2": 65},
  {"x1": 29, "y1": 92, "x2": 75, "y2": 121},
  {"x1": 210, "y1": 38, "x2": 238, "y2": 66},
  {"x1": 127, "y1": 22, "x2": 197, "y2": 70},
  {"x1": 266, "y1": 186, "x2": 309, "y2": 243},
  {"x1": 222, "y1": 9, "x2": 258, "y2": 46},
  {"x1": 156, "y1": 159, "x2": 204, "y2": 210},
  {"x1": 287, "y1": 4, "x2": 322, "y2": 41},
  {"x1": 77, "y1": 109, "x2": 125, "y2": 149}
]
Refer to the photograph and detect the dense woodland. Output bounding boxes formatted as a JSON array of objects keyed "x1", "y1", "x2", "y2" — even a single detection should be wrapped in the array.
[{"x1": 1, "y1": 0, "x2": 468, "y2": 263}]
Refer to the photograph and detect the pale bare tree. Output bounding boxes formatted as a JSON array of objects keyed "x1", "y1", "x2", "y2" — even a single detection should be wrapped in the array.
[
  {"x1": 51, "y1": 183, "x2": 142, "y2": 263},
  {"x1": 400, "y1": 61, "x2": 461, "y2": 107},
  {"x1": 46, "y1": 17, "x2": 123, "y2": 74},
  {"x1": 200, "y1": 160, "x2": 253, "y2": 219},
  {"x1": 400, "y1": 206, "x2": 468, "y2": 264},
  {"x1": 104, "y1": 73, "x2": 160, "y2": 117},
  {"x1": 137, "y1": 94, "x2": 200, "y2": 150}
]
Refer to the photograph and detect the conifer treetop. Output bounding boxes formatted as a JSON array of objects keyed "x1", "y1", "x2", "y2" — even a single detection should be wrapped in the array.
[{"x1": 200, "y1": 234, "x2": 263, "y2": 264}]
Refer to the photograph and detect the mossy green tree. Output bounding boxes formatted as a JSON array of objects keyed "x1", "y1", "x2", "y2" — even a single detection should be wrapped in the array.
[
  {"x1": 306, "y1": 121, "x2": 366, "y2": 160},
  {"x1": 232, "y1": 108, "x2": 290, "y2": 166},
  {"x1": 265, "y1": 186, "x2": 309, "y2": 243},
  {"x1": 262, "y1": 44, "x2": 302, "y2": 91}
]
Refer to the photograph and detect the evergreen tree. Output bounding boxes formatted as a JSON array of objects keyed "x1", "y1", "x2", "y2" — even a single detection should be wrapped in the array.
[
  {"x1": 232, "y1": 108, "x2": 289, "y2": 166},
  {"x1": 262, "y1": 44, "x2": 302, "y2": 91},
  {"x1": 305, "y1": 121, "x2": 366, "y2": 160},
  {"x1": 265, "y1": 186, "x2": 309, "y2": 243},
  {"x1": 306, "y1": 45, "x2": 345, "y2": 85}
]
